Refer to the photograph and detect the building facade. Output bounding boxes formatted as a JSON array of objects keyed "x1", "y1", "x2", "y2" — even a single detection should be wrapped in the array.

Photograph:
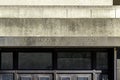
[{"x1": 0, "y1": 0, "x2": 120, "y2": 80}]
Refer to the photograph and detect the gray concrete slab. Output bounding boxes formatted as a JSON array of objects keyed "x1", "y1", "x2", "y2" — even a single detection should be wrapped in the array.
[{"x1": 0, "y1": 37, "x2": 120, "y2": 47}]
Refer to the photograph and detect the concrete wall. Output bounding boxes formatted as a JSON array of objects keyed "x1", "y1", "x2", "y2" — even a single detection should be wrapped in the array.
[
  {"x1": 1, "y1": 6, "x2": 120, "y2": 18},
  {"x1": 0, "y1": 37, "x2": 120, "y2": 47},
  {"x1": 0, "y1": 0, "x2": 112, "y2": 5},
  {"x1": 0, "y1": 18, "x2": 119, "y2": 36}
]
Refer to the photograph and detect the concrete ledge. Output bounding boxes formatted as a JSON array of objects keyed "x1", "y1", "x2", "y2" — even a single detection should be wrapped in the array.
[
  {"x1": 0, "y1": 0, "x2": 112, "y2": 6},
  {"x1": 0, "y1": 37, "x2": 120, "y2": 47},
  {"x1": 0, "y1": 6, "x2": 120, "y2": 18},
  {"x1": 92, "y1": 8, "x2": 115, "y2": 18}
]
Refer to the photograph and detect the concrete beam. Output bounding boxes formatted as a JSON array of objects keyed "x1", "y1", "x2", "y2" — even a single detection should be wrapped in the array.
[
  {"x1": 1, "y1": 6, "x2": 120, "y2": 18},
  {"x1": 0, "y1": 18, "x2": 120, "y2": 36},
  {"x1": 0, "y1": 37, "x2": 120, "y2": 47},
  {"x1": 0, "y1": 0, "x2": 112, "y2": 6}
]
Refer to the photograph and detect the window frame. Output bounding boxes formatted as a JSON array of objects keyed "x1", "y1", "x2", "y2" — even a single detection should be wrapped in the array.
[{"x1": 0, "y1": 48, "x2": 113, "y2": 78}]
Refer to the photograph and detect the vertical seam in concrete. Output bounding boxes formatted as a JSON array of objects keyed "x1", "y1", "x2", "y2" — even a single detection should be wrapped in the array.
[
  {"x1": 18, "y1": 6, "x2": 20, "y2": 18},
  {"x1": 41, "y1": 6, "x2": 44, "y2": 18},
  {"x1": 115, "y1": 8, "x2": 116, "y2": 18},
  {"x1": 90, "y1": 9, "x2": 92, "y2": 18},
  {"x1": 66, "y1": 7, "x2": 68, "y2": 18}
]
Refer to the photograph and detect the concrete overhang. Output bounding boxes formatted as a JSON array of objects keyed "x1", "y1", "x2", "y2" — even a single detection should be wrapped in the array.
[
  {"x1": 0, "y1": 37, "x2": 120, "y2": 47},
  {"x1": 0, "y1": 6, "x2": 120, "y2": 18}
]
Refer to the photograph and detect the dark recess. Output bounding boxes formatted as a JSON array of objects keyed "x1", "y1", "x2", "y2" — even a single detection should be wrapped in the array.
[
  {"x1": 117, "y1": 48, "x2": 120, "y2": 59},
  {"x1": 113, "y1": 0, "x2": 120, "y2": 5}
]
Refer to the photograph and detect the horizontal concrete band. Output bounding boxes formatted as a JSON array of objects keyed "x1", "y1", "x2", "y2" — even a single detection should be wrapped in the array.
[
  {"x1": 0, "y1": 18, "x2": 120, "y2": 36},
  {"x1": 0, "y1": 0, "x2": 112, "y2": 5},
  {"x1": 0, "y1": 6, "x2": 120, "y2": 18},
  {"x1": 0, "y1": 37, "x2": 120, "y2": 47}
]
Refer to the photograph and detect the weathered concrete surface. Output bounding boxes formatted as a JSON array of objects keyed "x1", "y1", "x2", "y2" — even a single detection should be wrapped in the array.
[
  {"x1": 0, "y1": 6, "x2": 120, "y2": 18},
  {"x1": 0, "y1": 18, "x2": 119, "y2": 36},
  {"x1": 0, "y1": 37, "x2": 120, "y2": 47},
  {"x1": 0, "y1": 0, "x2": 112, "y2": 5},
  {"x1": 92, "y1": 8, "x2": 115, "y2": 18}
]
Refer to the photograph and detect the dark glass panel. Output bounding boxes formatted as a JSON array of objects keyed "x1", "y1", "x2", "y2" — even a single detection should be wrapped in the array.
[
  {"x1": 1, "y1": 52, "x2": 13, "y2": 69},
  {"x1": 61, "y1": 77, "x2": 70, "y2": 80},
  {"x1": 77, "y1": 77, "x2": 88, "y2": 80},
  {"x1": 18, "y1": 52, "x2": 52, "y2": 69},
  {"x1": 57, "y1": 52, "x2": 91, "y2": 69},
  {"x1": 1, "y1": 74, "x2": 13, "y2": 80},
  {"x1": 20, "y1": 76, "x2": 32, "y2": 80},
  {"x1": 39, "y1": 77, "x2": 49, "y2": 80},
  {"x1": 96, "y1": 52, "x2": 108, "y2": 69},
  {"x1": 97, "y1": 74, "x2": 108, "y2": 80}
]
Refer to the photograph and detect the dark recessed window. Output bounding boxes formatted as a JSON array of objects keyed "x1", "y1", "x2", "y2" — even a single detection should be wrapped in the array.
[
  {"x1": 1, "y1": 52, "x2": 13, "y2": 69},
  {"x1": 113, "y1": 0, "x2": 120, "y2": 5},
  {"x1": 18, "y1": 52, "x2": 52, "y2": 70},
  {"x1": 97, "y1": 74, "x2": 108, "y2": 80},
  {"x1": 1, "y1": 74, "x2": 13, "y2": 80},
  {"x1": 0, "y1": 48, "x2": 110, "y2": 72},
  {"x1": 96, "y1": 52, "x2": 108, "y2": 70},
  {"x1": 117, "y1": 48, "x2": 120, "y2": 59},
  {"x1": 0, "y1": 48, "x2": 113, "y2": 80},
  {"x1": 57, "y1": 52, "x2": 91, "y2": 70}
]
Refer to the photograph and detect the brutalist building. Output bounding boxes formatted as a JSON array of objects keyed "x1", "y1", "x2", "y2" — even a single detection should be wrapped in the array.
[{"x1": 0, "y1": 0, "x2": 120, "y2": 80}]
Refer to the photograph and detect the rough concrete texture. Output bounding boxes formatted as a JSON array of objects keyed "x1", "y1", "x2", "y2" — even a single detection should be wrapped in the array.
[
  {"x1": 0, "y1": 0, "x2": 112, "y2": 5},
  {"x1": 0, "y1": 6, "x2": 119, "y2": 18},
  {"x1": 0, "y1": 37, "x2": 120, "y2": 47},
  {"x1": 92, "y1": 8, "x2": 115, "y2": 18},
  {"x1": 0, "y1": 18, "x2": 119, "y2": 36}
]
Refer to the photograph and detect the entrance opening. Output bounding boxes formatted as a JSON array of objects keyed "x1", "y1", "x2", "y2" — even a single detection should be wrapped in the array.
[{"x1": 0, "y1": 48, "x2": 114, "y2": 80}]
